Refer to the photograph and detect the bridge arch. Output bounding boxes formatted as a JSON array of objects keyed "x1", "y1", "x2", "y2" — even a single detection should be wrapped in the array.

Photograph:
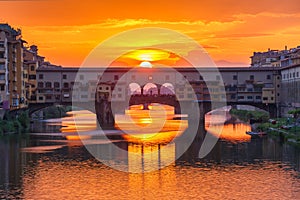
[
  {"x1": 160, "y1": 83, "x2": 175, "y2": 95},
  {"x1": 128, "y1": 83, "x2": 142, "y2": 95},
  {"x1": 143, "y1": 83, "x2": 158, "y2": 95}
]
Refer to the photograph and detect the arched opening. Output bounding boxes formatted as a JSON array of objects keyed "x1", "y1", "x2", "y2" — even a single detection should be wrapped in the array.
[
  {"x1": 128, "y1": 83, "x2": 141, "y2": 95},
  {"x1": 143, "y1": 83, "x2": 158, "y2": 95},
  {"x1": 160, "y1": 83, "x2": 175, "y2": 95}
]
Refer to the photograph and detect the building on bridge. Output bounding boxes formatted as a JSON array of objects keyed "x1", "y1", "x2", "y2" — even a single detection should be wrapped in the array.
[{"x1": 35, "y1": 66, "x2": 282, "y2": 115}]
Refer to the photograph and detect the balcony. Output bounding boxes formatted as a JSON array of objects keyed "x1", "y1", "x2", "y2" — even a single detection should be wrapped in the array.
[
  {"x1": 12, "y1": 66, "x2": 17, "y2": 72},
  {"x1": 0, "y1": 66, "x2": 5, "y2": 73},
  {"x1": 0, "y1": 47, "x2": 5, "y2": 52},
  {"x1": 0, "y1": 79, "x2": 5, "y2": 84}
]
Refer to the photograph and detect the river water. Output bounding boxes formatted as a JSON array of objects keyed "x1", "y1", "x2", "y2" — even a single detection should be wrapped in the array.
[{"x1": 0, "y1": 109, "x2": 300, "y2": 199}]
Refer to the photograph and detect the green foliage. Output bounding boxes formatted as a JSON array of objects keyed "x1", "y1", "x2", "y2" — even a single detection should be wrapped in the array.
[
  {"x1": 288, "y1": 109, "x2": 300, "y2": 118},
  {"x1": 229, "y1": 109, "x2": 269, "y2": 122},
  {"x1": 43, "y1": 106, "x2": 68, "y2": 119},
  {"x1": 0, "y1": 111, "x2": 31, "y2": 134}
]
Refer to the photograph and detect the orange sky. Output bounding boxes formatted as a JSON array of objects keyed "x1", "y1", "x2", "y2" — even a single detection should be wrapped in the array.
[{"x1": 1, "y1": 0, "x2": 300, "y2": 67}]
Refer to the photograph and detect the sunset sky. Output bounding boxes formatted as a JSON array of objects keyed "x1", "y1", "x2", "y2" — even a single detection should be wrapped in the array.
[{"x1": 1, "y1": 0, "x2": 300, "y2": 67}]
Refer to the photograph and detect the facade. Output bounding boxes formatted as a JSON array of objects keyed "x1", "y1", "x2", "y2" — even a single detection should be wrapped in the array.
[
  {"x1": 36, "y1": 67, "x2": 280, "y2": 108},
  {"x1": 251, "y1": 45, "x2": 300, "y2": 68},
  {"x1": 280, "y1": 64, "x2": 300, "y2": 115},
  {"x1": 23, "y1": 45, "x2": 45, "y2": 104},
  {"x1": 0, "y1": 23, "x2": 25, "y2": 110}
]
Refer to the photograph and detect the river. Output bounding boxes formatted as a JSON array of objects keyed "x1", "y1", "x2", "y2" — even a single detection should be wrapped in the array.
[{"x1": 0, "y1": 109, "x2": 300, "y2": 199}]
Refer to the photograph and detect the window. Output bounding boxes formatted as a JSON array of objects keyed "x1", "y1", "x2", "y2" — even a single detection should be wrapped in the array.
[
  {"x1": 63, "y1": 82, "x2": 69, "y2": 88},
  {"x1": 250, "y1": 75, "x2": 254, "y2": 80},
  {"x1": 297, "y1": 72, "x2": 299, "y2": 77},
  {"x1": 38, "y1": 82, "x2": 44, "y2": 88},
  {"x1": 106, "y1": 87, "x2": 109, "y2": 90},
  {"x1": 118, "y1": 88, "x2": 122, "y2": 92},
  {"x1": 256, "y1": 96, "x2": 261, "y2": 99},
  {"x1": 233, "y1": 75, "x2": 237, "y2": 80},
  {"x1": 271, "y1": 97, "x2": 274, "y2": 100},
  {"x1": 118, "y1": 94, "x2": 122, "y2": 98},
  {"x1": 54, "y1": 82, "x2": 60, "y2": 88},
  {"x1": 238, "y1": 96, "x2": 244, "y2": 99},
  {"x1": 263, "y1": 97, "x2": 268, "y2": 101},
  {"x1": 30, "y1": 65, "x2": 35, "y2": 71},
  {"x1": 231, "y1": 94, "x2": 236, "y2": 99},
  {"x1": 267, "y1": 75, "x2": 271, "y2": 80},
  {"x1": 114, "y1": 75, "x2": 119, "y2": 80},
  {"x1": 247, "y1": 96, "x2": 253, "y2": 99},
  {"x1": 46, "y1": 95, "x2": 52, "y2": 100},
  {"x1": 29, "y1": 75, "x2": 36, "y2": 80},
  {"x1": 80, "y1": 75, "x2": 84, "y2": 80},
  {"x1": 45, "y1": 82, "x2": 52, "y2": 88},
  {"x1": 63, "y1": 74, "x2": 67, "y2": 79},
  {"x1": 39, "y1": 74, "x2": 44, "y2": 79},
  {"x1": 0, "y1": 85, "x2": 4, "y2": 91},
  {"x1": 39, "y1": 96, "x2": 44, "y2": 101}
]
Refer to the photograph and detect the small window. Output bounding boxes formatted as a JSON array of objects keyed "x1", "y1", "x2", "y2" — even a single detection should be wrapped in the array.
[
  {"x1": 54, "y1": 82, "x2": 60, "y2": 88},
  {"x1": 250, "y1": 75, "x2": 254, "y2": 80},
  {"x1": 114, "y1": 75, "x2": 119, "y2": 80},
  {"x1": 39, "y1": 74, "x2": 44, "y2": 79},
  {"x1": 267, "y1": 75, "x2": 271, "y2": 80},
  {"x1": 39, "y1": 96, "x2": 44, "y2": 100},
  {"x1": 38, "y1": 82, "x2": 44, "y2": 88},
  {"x1": 64, "y1": 82, "x2": 69, "y2": 88},
  {"x1": 45, "y1": 82, "x2": 52, "y2": 88},
  {"x1": 247, "y1": 96, "x2": 253, "y2": 99},
  {"x1": 63, "y1": 74, "x2": 67, "y2": 79},
  {"x1": 118, "y1": 94, "x2": 122, "y2": 98},
  {"x1": 256, "y1": 96, "x2": 261, "y2": 99},
  {"x1": 233, "y1": 75, "x2": 237, "y2": 80},
  {"x1": 263, "y1": 97, "x2": 268, "y2": 101},
  {"x1": 30, "y1": 65, "x2": 35, "y2": 71}
]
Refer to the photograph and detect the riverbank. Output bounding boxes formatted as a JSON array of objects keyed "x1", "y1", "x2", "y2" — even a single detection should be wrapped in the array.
[
  {"x1": 0, "y1": 112, "x2": 30, "y2": 135},
  {"x1": 257, "y1": 118, "x2": 300, "y2": 146},
  {"x1": 229, "y1": 108, "x2": 269, "y2": 123}
]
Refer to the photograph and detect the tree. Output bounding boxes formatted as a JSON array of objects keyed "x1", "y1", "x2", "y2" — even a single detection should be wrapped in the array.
[{"x1": 288, "y1": 109, "x2": 300, "y2": 119}]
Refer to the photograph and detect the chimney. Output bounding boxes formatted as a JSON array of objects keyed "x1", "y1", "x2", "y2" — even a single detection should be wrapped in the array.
[
  {"x1": 285, "y1": 45, "x2": 287, "y2": 51},
  {"x1": 30, "y1": 45, "x2": 38, "y2": 53}
]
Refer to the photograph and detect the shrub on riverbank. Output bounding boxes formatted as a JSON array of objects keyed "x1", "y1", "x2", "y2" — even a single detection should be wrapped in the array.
[
  {"x1": 229, "y1": 109, "x2": 269, "y2": 123},
  {"x1": 0, "y1": 111, "x2": 30, "y2": 135}
]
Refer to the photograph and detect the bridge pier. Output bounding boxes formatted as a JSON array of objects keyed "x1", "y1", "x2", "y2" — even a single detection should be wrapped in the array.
[{"x1": 95, "y1": 100, "x2": 114, "y2": 128}]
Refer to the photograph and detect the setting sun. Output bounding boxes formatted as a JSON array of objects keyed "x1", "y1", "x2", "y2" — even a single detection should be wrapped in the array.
[{"x1": 139, "y1": 61, "x2": 152, "y2": 68}]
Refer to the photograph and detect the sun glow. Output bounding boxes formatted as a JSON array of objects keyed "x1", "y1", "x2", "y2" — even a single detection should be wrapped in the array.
[{"x1": 140, "y1": 61, "x2": 152, "y2": 68}]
